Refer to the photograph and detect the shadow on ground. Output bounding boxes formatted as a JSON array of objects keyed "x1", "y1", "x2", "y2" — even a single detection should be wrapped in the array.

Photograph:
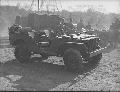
[{"x1": 0, "y1": 58, "x2": 79, "y2": 91}]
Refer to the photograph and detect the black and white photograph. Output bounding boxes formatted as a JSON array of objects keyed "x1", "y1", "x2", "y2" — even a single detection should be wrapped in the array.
[{"x1": 0, "y1": 0, "x2": 120, "y2": 91}]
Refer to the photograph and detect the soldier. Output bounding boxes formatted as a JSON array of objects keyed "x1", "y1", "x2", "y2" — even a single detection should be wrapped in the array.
[
  {"x1": 110, "y1": 18, "x2": 120, "y2": 30},
  {"x1": 97, "y1": 18, "x2": 120, "y2": 49},
  {"x1": 77, "y1": 18, "x2": 85, "y2": 32},
  {"x1": 108, "y1": 18, "x2": 120, "y2": 48},
  {"x1": 67, "y1": 14, "x2": 74, "y2": 29},
  {"x1": 15, "y1": 15, "x2": 21, "y2": 25},
  {"x1": 62, "y1": 15, "x2": 75, "y2": 34},
  {"x1": 86, "y1": 22, "x2": 91, "y2": 31}
]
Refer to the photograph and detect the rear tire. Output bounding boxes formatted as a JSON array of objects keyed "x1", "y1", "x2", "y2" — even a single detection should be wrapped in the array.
[
  {"x1": 63, "y1": 48, "x2": 84, "y2": 72},
  {"x1": 14, "y1": 44, "x2": 31, "y2": 63}
]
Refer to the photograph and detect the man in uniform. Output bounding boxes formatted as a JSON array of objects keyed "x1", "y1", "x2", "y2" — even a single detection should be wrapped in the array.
[
  {"x1": 86, "y1": 22, "x2": 91, "y2": 31},
  {"x1": 77, "y1": 18, "x2": 85, "y2": 33},
  {"x1": 108, "y1": 18, "x2": 120, "y2": 48},
  {"x1": 15, "y1": 15, "x2": 21, "y2": 25}
]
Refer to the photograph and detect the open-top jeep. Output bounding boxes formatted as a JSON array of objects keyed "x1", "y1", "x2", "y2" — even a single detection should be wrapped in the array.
[{"x1": 8, "y1": 13, "x2": 107, "y2": 72}]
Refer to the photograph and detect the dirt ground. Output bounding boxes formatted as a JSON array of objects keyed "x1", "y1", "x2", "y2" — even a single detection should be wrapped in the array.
[{"x1": 0, "y1": 47, "x2": 120, "y2": 91}]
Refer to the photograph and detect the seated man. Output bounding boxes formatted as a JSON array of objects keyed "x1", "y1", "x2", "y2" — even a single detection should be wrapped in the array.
[{"x1": 86, "y1": 22, "x2": 91, "y2": 31}]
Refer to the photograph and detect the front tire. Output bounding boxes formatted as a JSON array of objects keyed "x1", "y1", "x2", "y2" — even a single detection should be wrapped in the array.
[
  {"x1": 14, "y1": 44, "x2": 31, "y2": 63},
  {"x1": 63, "y1": 48, "x2": 84, "y2": 72}
]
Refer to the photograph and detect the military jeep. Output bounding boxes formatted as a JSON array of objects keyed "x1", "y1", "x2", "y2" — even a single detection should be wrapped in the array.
[{"x1": 8, "y1": 13, "x2": 105, "y2": 72}]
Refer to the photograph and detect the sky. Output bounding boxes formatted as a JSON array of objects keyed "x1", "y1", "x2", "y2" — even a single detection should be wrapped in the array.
[
  {"x1": 1, "y1": 0, "x2": 120, "y2": 14},
  {"x1": 0, "y1": 0, "x2": 120, "y2": 37}
]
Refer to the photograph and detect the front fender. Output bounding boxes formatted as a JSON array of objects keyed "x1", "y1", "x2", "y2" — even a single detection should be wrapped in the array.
[{"x1": 57, "y1": 42, "x2": 89, "y2": 58}]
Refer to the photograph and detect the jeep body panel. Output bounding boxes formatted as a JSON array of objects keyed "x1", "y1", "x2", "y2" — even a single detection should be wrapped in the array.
[{"x1": 9, "y1": 13, "x2": 104, "y2": 62}]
